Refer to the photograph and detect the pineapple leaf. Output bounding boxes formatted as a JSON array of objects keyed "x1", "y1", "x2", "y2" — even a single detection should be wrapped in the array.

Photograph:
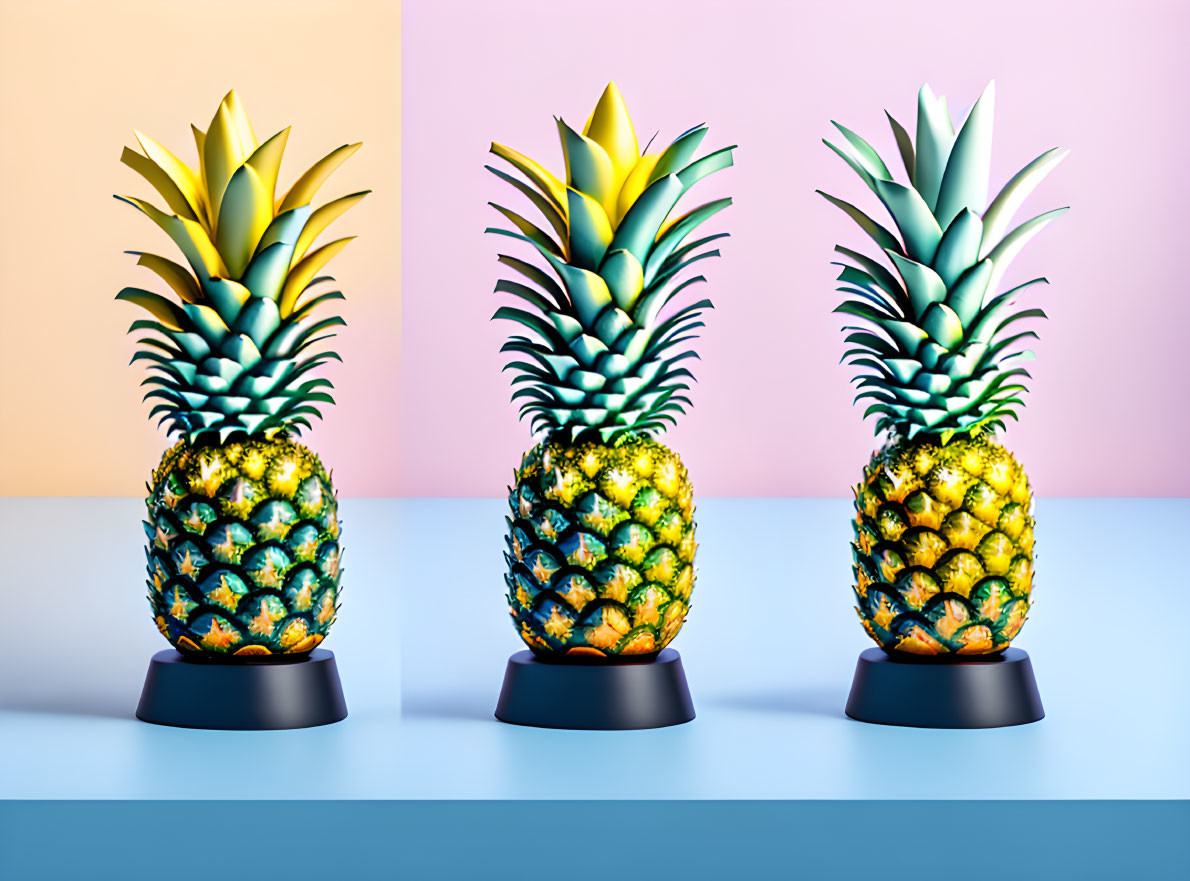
[
  {"x1": 609, "y1": 174, "x2": 684, "y2": 264},
  {"x1": 983, "y1": 208, "x2": 1069, "y2": 297},
  {"x1": 498, "y1": 254, "x2": 568, "y2": 309},
  {"x1": 831, "y1": 122, "x2": 893, "y2": 180},
  {"x1": 120, "y1": 147, "x2": 199, "y2": 221},
  {"x1": 493, "y1": 306, "x2": 568, "y2": 349},
  {"x1": 294, "y1": 191, "x2": 370, "y2": 264},
  {"x1": 824, "y1": 138, "x2": 876, "y2": 192},
  {"x1": 566, "y1": 188, "x2": 613, "y2": 270},
  {"x1": 885, "y1": 111, "x2": 915, "y2": 185},
  {"x1": 645, "y1": 198, "x2": 732, "y2": 287},
  {"x1": 982, "y1": 147, "x2": 1070, "y2": 253},
  {"x1": 676, "y1": 146, "x2": 736, "y2": 189},
  {"x1": 279, "y1": 238, "x2": 354, "y2": 317},
  {"x1": 485, "y1": 166, "x2": 568, "y2": 244},
  {"x1": 648, "y1": 124, "x2": 708, "y2": 183},
  {"x1": 817, "y1": 191, "x2": 903, "y2": 255},
  {"x1": 933, "y1": 209, "x2": 984, "y2": 289},
  {"x1": 490, "y1": 88, "x2": 732, "y2": 439},
  {"x1": 204, "y1": 278, "x2": 252, "y2": 323},
  {"x1": 557, "y1": 118, "x2": 616, "y2": 210},
  {"x1": 834, "y1": 246, "x2": 907, "y2": 308},
  {"x1": 871, "y1": 178, "x2": 942, "y2": 264},
  {"x1": 489, "y1": 141, "x2": 567, "y2": 210},
  {"x1": 934, "y1": 81, "x2": 995, "y2": 229},
  {"x1": 921, "y1": 302, "x2": 964, "y2": 348},
  {"x1": 129, "y1": 252, "x2": 202, "y2": 304},
  {"x1": 599, "y1": 249, "x2": 645, "y2": 311},
  {"x1": 944, "y1": 259, "x2": 993, "y2": 326},
  {"x1": 488, "y1": 204, "x2": 562, "y2": 258},
  {"x1": 131, "y1": 130, "x2": 204, "y2": 219},
  {"x1": 914, "y1": 83, "x2": 956, "y2": 211},
  {"x1": 116, "y1": 288, "x2": 187, "y2": 329},
  {"x1": 216, "y1": 163, "x2": 272, "y2": 278},
  {"x1": 888, "y1": 252, "x2": 946, "y2": 320},
  {"x1": 278, "y1": 142, "x2": 362, "y2": 213},
  {"x1": 495, "y1": 279, "x2": 555, "y2": 314}
]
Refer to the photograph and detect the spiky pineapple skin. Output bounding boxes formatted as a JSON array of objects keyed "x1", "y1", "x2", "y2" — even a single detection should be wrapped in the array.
[
  {"x1": 506, "y1": 435, "x2": 696, "y2": 659},
  {"x1": 852, "y1": 434, "x2": 1034, "y2": 656},
  {"x1": 145, "y1": 436, "x2": 341, "y2": 657}
]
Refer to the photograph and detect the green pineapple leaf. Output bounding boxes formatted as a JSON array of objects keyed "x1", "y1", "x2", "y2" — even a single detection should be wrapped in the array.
[{"x1": 824, "y1": 83, "x2": 1066, "y2": 443}]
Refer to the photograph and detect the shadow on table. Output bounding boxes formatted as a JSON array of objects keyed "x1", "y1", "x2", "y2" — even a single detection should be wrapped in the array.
[
  {"x1": 702, "y1": 685, "x2": 847, "y2": 720},
  {"x1": 0, "y1": 690, "x2": 135, "y2": 721},
  {"x1": 401, "y1": 692, "x2": 496, "y2": 723}
]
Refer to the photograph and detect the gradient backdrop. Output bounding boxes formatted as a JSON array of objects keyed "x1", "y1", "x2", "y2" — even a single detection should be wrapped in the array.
[
  {"x1": 1, "y1": 1, "x2": 1187, "y2": 497},
  {"x1": 0, "y1": 0, "x2": 400, "y2": 496},
  {"x1": 401, "y1": 0, "x2": 1190, "y2": 497}
]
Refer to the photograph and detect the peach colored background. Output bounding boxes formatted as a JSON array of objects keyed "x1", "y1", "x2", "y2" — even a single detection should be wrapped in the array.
[
  {"x1": 400, "y1": 0, "x2": 1190, "y2": 497},
  {"x1": 0, "y1": 0, "x2": 400, "y2": 496}
]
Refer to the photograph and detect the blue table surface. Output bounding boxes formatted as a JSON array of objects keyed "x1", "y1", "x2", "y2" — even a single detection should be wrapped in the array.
[{"x1": 1, "y1": 497, "x2": 1187, "y2": 801}]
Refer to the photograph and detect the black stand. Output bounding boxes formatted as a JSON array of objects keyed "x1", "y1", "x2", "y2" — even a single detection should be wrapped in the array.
[
  {"x1": 136, "y1": 648, "x2": 348, "y2": 730},
  {"x1": 495, "y1": 648, "x2": 695, "y2": 730},
  {"x1": 845, "y1": 646, "x2": 1043, "y2": 729}
]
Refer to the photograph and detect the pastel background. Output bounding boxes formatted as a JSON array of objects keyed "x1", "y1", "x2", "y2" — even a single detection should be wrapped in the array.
[
  {"x1": 401, "y1": 0, "x2": 1190, "y2": 497},
  {"x1": 1, "y1": 0, "x2": 1187, "y2": 498},
  {"x1": 0, "y1": 0, "x2": 400, "y2": 496}
]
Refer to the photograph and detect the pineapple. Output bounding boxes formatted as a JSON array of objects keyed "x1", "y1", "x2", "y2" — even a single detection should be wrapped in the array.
[
  {"x1": 118, "y1": 91, "x2": 366, "y2": 657},
  {"x1": 488, "y1": 83, "x2": 734, "y2": 659},
  {"x1": 821, "y1": 83, "x2": 1067, "y2": 655}
]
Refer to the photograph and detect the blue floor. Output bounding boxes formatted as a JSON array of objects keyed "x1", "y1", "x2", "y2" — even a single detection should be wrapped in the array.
[{"x1": 1, "y1": 498, "x2": 1187, "y2": 876}]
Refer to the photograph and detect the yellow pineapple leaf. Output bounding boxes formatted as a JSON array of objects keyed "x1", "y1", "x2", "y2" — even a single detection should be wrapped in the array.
[
  {"x1": 190, "y1": 125, "x2": 210, "y2": 223},
  {"x1": 203, "y1": 101, "x2": 250, "y2": 224},
  {"x1": 294, "y1": 190, "x2": 370, "y2": 262},
  {"x1": 278, "y1": 142, "x2": 362, "y2": 213},
  {"x1": 485, "y1": 164, "x2": 569, "y2": 247},
  {"x1": 489, "y1": 202, "x2": 563, "y2": 257},
  {"x1": 132, "y1": 130, "x2": 204, "y2": 219},
  {"x1": 191, "y1": 124, "x2": 206, "y2": 161},
  {"x1": 245, "y1": 127, "x2": 291, "y2": 206},
  {"x1": 132, "y1": 252, "x2": 201, "y2": 303},
  {"x1": 616, "y1": 153, "x2": 660, "y2": 226},
  {"x1": 121, "y1": 147, "x2": 198, "y2": 221},
  {"x1": 279, "y1": 237, "x2": 354, "y2": 317},
  {"x1": 582, "y1": 82, "x2": 640, "y2": 185},
  {"x1": 489, "y1": 141, "x2": 567, "y2": 211},
  {"x1": 222, "y1": 89, "x2": 259, "y2": 154},
  {"x1": 117, "y1": 196, "x2": 228, "y2": 280},
  {"x1": 215, "y1": 164, "x2": 273, "y2": 278}
]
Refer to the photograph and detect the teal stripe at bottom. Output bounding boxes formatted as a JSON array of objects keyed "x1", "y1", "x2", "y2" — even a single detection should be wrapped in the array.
[{"x1": 1, "y1": 800, "x2": 1186, "y2": 880}]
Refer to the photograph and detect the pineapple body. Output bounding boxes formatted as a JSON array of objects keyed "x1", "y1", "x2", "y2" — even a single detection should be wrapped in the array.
[
  {"x1": 852, "y1": 434, "x2": 1034, "y2": 656},
  {"x1": 145, "y1": 436, "x2": 341, "y2": 657},
  {"x1": 506, "y1": 435, "x2": 696, "y2": 659}
]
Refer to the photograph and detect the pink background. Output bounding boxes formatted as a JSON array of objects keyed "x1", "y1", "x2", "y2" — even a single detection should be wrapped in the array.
[{"x1": 401, "y1": 0, "x2": 1190, "y2": 498}]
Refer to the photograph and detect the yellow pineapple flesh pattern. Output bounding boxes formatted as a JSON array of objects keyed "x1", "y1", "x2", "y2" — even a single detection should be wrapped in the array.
[
  {"x1": 852, "y1": 435, "x2": 1034, "y2": 655},
  {"x1": 146, "y1": 436, "x2": 342, "y2": 657},
  {"x1": 505, "y1": 436, "x2": 696, "y2": 659}
]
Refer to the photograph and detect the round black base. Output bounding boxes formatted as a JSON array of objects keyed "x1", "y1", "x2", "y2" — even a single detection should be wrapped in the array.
[
  {"x1": 495, "y1": 648, "x2": 695, "y2": 730},
  {"x1": 136, "y1": 649, "x2": 348, "y2": 730},
  {"x1": 845, "y1": 646, "x2": 1043, "y2": 729}
]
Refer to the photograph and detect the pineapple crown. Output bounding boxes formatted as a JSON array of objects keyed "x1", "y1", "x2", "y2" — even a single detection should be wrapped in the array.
[
  {"x1": 487, "y1": 82, "x2": 735, "y2": 444},
  {"x1": 117, "y1": 90, "x2": 368, "y2": 444},
  {"x1": 821, "y1": 82, "x2": 1068, "y2": 443}
]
